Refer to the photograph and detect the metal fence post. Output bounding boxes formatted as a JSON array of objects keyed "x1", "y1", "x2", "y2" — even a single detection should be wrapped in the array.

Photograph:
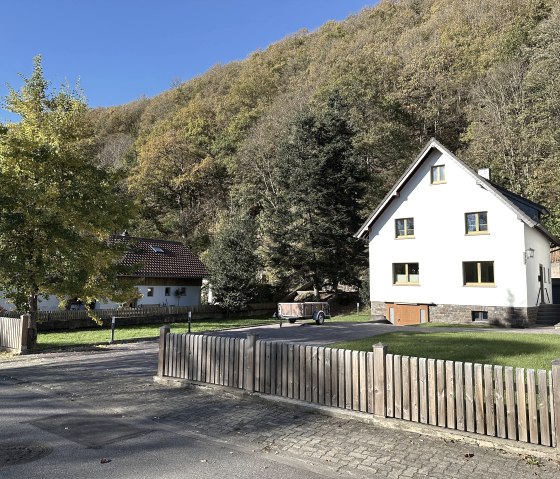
[
  {"x1": 244, "y1": 333, "x2": 258, "y2": 392},
  {"x1": 373, "y1": 343, "x2": 388, "y2": 417},
  {"x1": 552, "y1": 359, "x2": 560, "y2": 449},
  {"x1": 157, "y1": 325, "x2": 171, "y2": 378}
]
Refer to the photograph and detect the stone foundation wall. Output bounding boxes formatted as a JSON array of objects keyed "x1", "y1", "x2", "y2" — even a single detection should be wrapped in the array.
[
  {"x1": 370, "y1": 300, "x2": 536, "y2": 328},
  {"x1": 370, "y1": 301, "x2": 387, "y2": 320},
  {"x1": 428, "y1": 304, "x2": 537, "y2": 328}
]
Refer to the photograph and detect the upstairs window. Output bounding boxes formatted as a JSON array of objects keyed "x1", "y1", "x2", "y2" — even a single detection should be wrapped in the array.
[
  {"x1": 395, "y1": 218, "x2": 414, "y2": 238},
  {"x1": 431, "y1": 165, "x2": 446, "y2": 184},
  {"x1": 147, "y1": 287, "x2": 154, "y2": 297},
  {"x1": 465, "y1": 212, "x2": 488, "y2": 234},
  {"x1": 165, "y1": 287, "x2": 171, "y2": 296},
  {"x1": 393, "y1": 263, "x2": 420, "y2": 285},
  {"x1": 463, "y1": 261, "x2": 494, "y2": 286}
]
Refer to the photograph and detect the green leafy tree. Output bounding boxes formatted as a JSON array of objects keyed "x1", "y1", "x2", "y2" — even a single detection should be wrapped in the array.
[
  {"x1": 206, "y1": 213, "x2": 262, "y2": 312},
  {"x1": 0, "y1": 57, "x2": 136, "y2": 314},
  {"x1": 263, "y1": 93, "x2": 368, "y2": 298}
]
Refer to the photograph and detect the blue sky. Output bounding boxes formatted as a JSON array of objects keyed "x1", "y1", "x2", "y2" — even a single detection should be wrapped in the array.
[{"x1": 1, "y1": 1, "x2": 377, "y2": 122}]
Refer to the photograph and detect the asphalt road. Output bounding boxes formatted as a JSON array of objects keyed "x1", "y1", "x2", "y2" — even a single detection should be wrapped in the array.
[{"x1": 0, "y1": 344, "x2": 331, "y2": 479}]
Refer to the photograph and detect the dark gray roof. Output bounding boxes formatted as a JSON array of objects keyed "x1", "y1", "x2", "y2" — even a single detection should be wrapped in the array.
[{"x1": 111, "y1": 235, "x2": 208, "y2": 279}]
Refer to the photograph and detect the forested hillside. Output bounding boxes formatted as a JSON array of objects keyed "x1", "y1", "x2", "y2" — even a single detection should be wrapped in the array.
[{"x1": 90, "y1": 0, "x2": 560, "y2": 304}]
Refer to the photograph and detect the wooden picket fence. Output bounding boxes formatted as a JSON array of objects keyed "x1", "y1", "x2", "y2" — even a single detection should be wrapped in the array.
[
  {"x1": 0, "y1": 316, "x2": 29, "y2": 352},
  {"x1": 157, "y1": 328, "x2": 560, "y2": 449}
]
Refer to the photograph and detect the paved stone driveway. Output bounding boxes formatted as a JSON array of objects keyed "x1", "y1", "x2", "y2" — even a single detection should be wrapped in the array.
[{"x1": 1, "y1": 341, "x2": 560, "y2": 478}]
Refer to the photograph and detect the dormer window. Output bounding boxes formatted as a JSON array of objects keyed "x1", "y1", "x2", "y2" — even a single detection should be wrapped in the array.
[
  {"x1": 395, "y1": 218, "x2": 414, "y2": 238},
  {"x1": 150, "y1": 245, "x2": 164, "y2": 253},
  {"x1": 431, "y1": 165, "x2": 445, "y2": 184}
]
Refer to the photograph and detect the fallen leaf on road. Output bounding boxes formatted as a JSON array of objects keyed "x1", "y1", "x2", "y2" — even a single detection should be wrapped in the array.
[
  {"x1": 464, "y1": 453, "x2": 474, "y2": 458},
  {"x1": 100, "y1": 458, "x2": 112, "y2": 464}
]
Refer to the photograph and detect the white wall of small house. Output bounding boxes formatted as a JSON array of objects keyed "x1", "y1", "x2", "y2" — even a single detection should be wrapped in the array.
[
  {"x1": 524, "y1": 225, "x2": 553, "y2": 306},
  {"x1": 135, "y1": 285, "x2": 201, "y2": 307},
  {"x1": 0, "y1": 284, "x2": 203, "y2": 312},
  {"x1": 368, "y1": 147, "x2": 540, "y2": 309}
]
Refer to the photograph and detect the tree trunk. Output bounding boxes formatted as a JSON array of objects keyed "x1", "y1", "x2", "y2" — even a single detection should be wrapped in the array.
[
  {"x1": 27, "y1": 285, "x2": 39, "y2": 350},
  {"x1": 312, "y1": 275, "x2": 320, "y2": 301}
]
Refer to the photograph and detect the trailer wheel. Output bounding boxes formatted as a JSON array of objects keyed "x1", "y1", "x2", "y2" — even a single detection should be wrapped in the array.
[
  {"x1": 315, "y1": 312, "x2": 325, "y2": 325},
  {"x1": 288, "y1": 318, "x2": 297, "y2": 324}
]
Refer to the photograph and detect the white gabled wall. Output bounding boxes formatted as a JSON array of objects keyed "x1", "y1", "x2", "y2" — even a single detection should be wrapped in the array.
[
  {"x1": 369, "y1": 148, "x2": 531, "y2": 308},
  {"x1": 524, "y1": 225, "x2": 553, "y2": 306}
]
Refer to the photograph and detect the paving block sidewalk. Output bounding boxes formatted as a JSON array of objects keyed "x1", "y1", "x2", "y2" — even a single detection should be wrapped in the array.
[{"x1": 1, "y1": 343, "x2": 560, "y2": 478}]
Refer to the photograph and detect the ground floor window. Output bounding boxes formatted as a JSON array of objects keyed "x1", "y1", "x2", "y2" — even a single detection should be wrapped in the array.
[
  {"x1": 463, "y1": 261, "x2": 494, "y2": 286},
  {"x1": 471, "y1": 311, "x2": 488, "y2": 321},
  {"x1": 393, "y1": 263, "x2": 420, "y2": 285}
]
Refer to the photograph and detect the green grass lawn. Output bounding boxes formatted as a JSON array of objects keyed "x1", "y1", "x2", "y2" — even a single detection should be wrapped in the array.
[
  {"x1": 36, "y1": 317, "x2": 273, "y2": 350},
  {"x1": 332, "y1": 331, "x2": 560, "y2": 370},
  {"x1": 36, "y1": 310, "x2": 371, "y2": 350}
]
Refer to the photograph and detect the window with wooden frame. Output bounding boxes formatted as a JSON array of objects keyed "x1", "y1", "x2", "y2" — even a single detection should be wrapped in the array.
[
  {"x1": 147, "y1": 287, "x2": 154, "y2": 297},
  {"x1": 465, "y1": 212, "x2": 488, "y2": 234},
  {"x1": 395, "y1": 217, "x2": 414, "y2": 238},
  {"x1": 393, "y1": 263, "x2": 420, "y2": 285},
  {"x1": 463, "y1": 261, "x2": 495, "y2": 286},
  {"x1": 430, "y1": 165, "x2": 446, "y2": 184}
]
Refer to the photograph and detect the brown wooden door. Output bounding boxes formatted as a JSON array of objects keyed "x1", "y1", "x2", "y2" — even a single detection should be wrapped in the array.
[{"x1": 386, "y1": 304, "x2": 428, "y2": 325}]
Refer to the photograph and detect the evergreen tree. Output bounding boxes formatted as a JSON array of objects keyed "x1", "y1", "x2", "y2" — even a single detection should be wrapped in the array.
[
  {"x1": 0, "y1": 57, "x2": 136, "y2": 313},
  {"x1": 206, "y1": 213, "x2": 261, "y2": 312},
  {"x1": 264, "y1": 93, "x2": 368, "y2": 298}
]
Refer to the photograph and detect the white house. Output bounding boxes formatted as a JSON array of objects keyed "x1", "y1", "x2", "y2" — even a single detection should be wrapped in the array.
[
  {"x1": 0, "y1": 233, "x2": 207, "y2": 312},
  {"x1": 356, "y1": 139, "x2": 559, "y2": 326}
]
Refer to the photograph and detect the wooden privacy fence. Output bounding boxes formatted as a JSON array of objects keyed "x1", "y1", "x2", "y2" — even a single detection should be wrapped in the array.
[
  {"x1": 3, "y1": 302, "x2": 277, "y2": 323},
  {"x1": 0, "y1": 315, "x2": 30, "y2": 352},
  {"x1": 157, "y1": 327, "x2": 560, "y2": 450}
]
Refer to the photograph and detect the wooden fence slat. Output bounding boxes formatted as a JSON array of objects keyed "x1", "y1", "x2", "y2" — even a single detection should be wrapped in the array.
[
  {"x1": 359, "y1": 351, "x2": 367, "y2": 413},
  {"x1": 265, "y1": 342, "x2": 272, "y2": 394},
  {"x1": 495, "y1": 366, "x2": 506, "y2": 439},
  {"x1": 549, "y1": 370, "x2": 557, "y2": 448},
  {"x1": 352, "y1": 351, "x2": 360, "y2": 411},
  {"x1": 427, "y1": 358, "x2": 437, "y2": 426},
  {"x1": 232, "y1": 338, "x2": 238, "y2": 387},
  {"x1": 464, "y1": 362, "x2": 475, "y2": 433},
  {"x1": 312, "y1": 346, "x2": 319, "y2": 403},
  {"x1": 292, "y1": 344, "x2": 300, "y2": 399},
  {"x1": 419, "y1": 357, "x2": 428, "y2": 424},
  {"x1": 324, "y1": 348, "x2": 332, "y2": 407},
  {"x1": 474, "y1": 363, "x2": 485, "y2": 434},
  {"x1": 282, "y1": 343, "x2": 289, "y2": 397},
  {"x1": 446, "y1": 361, "x2": 455, "y2": 430},
  {"x1": 410, "y1": 357, "x2": 419, "y2": 423},
  {"x1": 254, "y1": 341, "x2": 261, "y2": 392},
  {"x1": 170, "y1": 334, "x2": 177, "y2": 377},
  {"x1": 345, "y1": 350, "x2": 352, "y2": 409},
  {"x1": 338, "y1": 348, "x2": 346, "y2": 408},
  {"x1": 386, "y1": 354, "x2": 394, "y2": 418},
  {"x1": 270, "y1": 342, "x2": 277, "y2": 395},
  {"x1": 332, "y1": 348, "x2": 340, "y2": 408},
  {"x1": 202, "y1": 336, "x2": 209, "y2": 383},
  {"x1": 306, "y1": 346, "x2": 313, "y2": 402},
  {"x1": 504, "y1": 367, "x2": 516, "y2": 440},
  {"x1": 276, "y1": 342, "x2": 284, "y2": 396},
  {"x1": 394, "y1": 355, "x2": 402, "y2": 419},
  {"x1": 299, "y1": 345, "x2": 306, "y2": 400},
  {"x1": 484, "y1": 364, "x2": 495, "y2": 437},
  {"x1": 239, "y1": 338, "x2": 245, "y2": 388},
  {"x1": 436, "y1": 360, "x2": 446, "y2": 427},
  {"x1": 455, "y1": 362, "x2": 464, "y2": 431},
  {"x1": 192, "y1": 335, "x2": 199, "y2": 381},
  {"x1": 527, "y1": 369, "x2": 539, "y2": 444},
  {"x1": 220, "y1": 337, "x2": 226, "y2": 386},
  {"x1": 227, "y1": 338, "x2": 234, "y2": 386},
  {"x1": 288, "y1": 344, "x2": 295, "y2": 399},
  {"x1": 373, "y1": 345, "x2": 386, "y2": 417},
  {"x1": 367, "y1": 352, "x2": 375, "y2": 414},
  {"x1": 318, "y1": 347, "x2": 325, "y2": 405},
  {"x1": 516, "y1": 368, "x2": 528, "y2": 442},
  {"x1": 537, "y1": 369, "x2": 550, "y2": 447}
]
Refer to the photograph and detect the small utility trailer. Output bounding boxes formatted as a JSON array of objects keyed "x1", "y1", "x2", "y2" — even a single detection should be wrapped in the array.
[{"x1": 277, "y1": 302, "x2": 331, "y2": 325}]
